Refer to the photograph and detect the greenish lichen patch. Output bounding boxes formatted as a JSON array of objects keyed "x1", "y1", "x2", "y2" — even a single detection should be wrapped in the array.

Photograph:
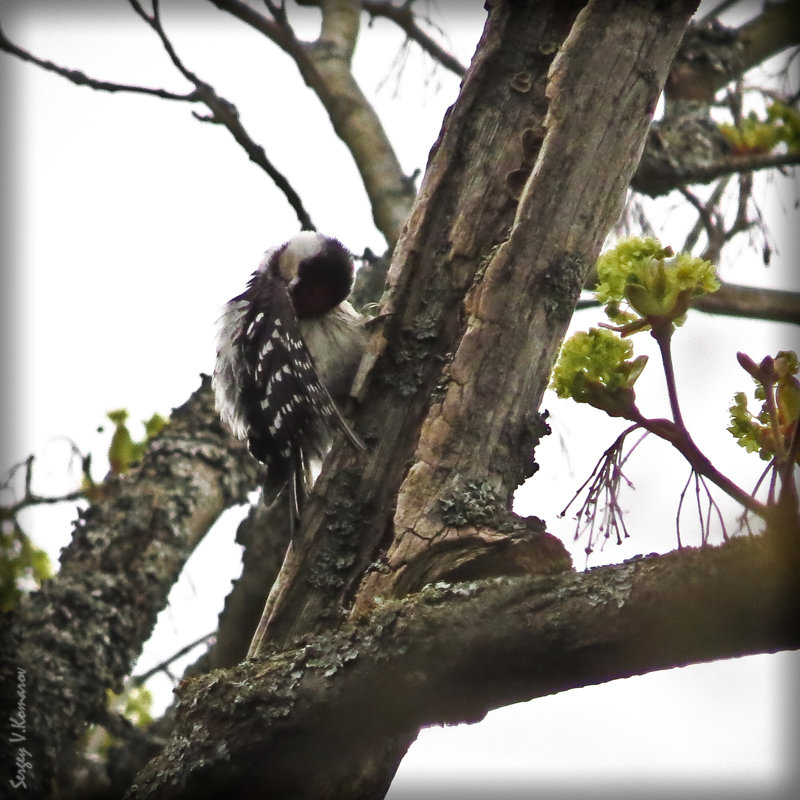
[
  {"x1": 308, "y1": 493, "x2": 366, "y2": 594},
  {"x1": 420, "y1": 580, "x2": 482, "y2": 603},
  {"x1": 540, "y1": 253, "x2": 585, "y2": 322},
  {"x1": 584, "y1": 560, "x2": 637, "y2": 609},
  {"x1": 439, "y1": 478, "x2": 502, "y2": 527},
  {"x1": 383, "y1": 291, "x2": 448, "y2": 397}
]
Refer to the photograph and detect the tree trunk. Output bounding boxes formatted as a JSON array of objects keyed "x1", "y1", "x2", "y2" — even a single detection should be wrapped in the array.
[{"x1": 126, "y1": 1, "x2": 718, "y2": 797}]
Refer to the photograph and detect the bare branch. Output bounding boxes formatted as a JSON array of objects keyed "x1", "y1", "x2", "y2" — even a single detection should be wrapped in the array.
[
  {"x1": 735, "y1": 1, "x2": 800, "y2": 81},
  {"x1": 264, "y1": 1, "x2": 289, "y2": 24},
  {"x1": 191, "y1": 81, "x2": 316, "y2": 230},
  {"x1": 132, "y1": 631, "x2": 216, "y2": 686},
  {"x1": 693, "y1": 282, "x2": 800, "y2": 324},
  {"x1": 1, "y1": 449, "x2": 100, "y2": 519},
  {"x1": 680, "y1": 176, "x2": 730, "y2": 253},
  {"x1": 668, "y1": 2, "x2": 800, "y2": 103},
  {"x1": 678, "y1": 183, "x2": 726, "y2": 255},
  {"x1": 1, "y1": 486, "x2": 88, "y2": 518},
  {"x1": 0, "y1": 20, "x2": 198, "y2": 101},
  {"x1": 139, "y1": 0, "x2": 316, "y2": 229},
  {"x1": 577, "y1": 281, "x2": 800, "y2": 326},
  {"x1": 0, "y1": 9, "x2": 316, "y2": 231},
  {"x1": 296, "y1": 0, "x2": 468, "y2": 76},
  {"x1": 677, "y1": 172, "x2": 758, "y2": 262},
  {"x1": 128, "y1": 0, "x2": 204, "y2": 86},
  {"x1": 362, "y1": 0, "x2": 467, "y2": 77}
]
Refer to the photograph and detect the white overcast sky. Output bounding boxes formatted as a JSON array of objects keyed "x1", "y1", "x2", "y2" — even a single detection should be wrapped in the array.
[{"x1": 2, "y1": 2, "x2": 799, "y2": 797}]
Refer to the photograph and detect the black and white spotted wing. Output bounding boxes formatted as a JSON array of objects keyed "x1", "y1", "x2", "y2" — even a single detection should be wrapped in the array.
[{"x1": 237, "y1": 273, "x2": 341, "y2": 490}]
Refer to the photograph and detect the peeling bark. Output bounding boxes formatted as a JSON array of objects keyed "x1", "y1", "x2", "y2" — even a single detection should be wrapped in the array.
[{"x1": 360, "y1": 0, "x2": 695, "y2": 606}]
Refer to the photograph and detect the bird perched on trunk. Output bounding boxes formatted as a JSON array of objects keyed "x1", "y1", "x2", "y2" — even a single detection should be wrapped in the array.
[{"x1": 213, "y1": 232, "x2": 366, "y2": 531}]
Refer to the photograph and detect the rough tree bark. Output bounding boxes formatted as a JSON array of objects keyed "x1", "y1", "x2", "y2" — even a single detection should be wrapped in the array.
[
  {"x1": 0, "y1": 379, "x2": 258, "y2": 796},
  {"x1": 128, "y1": 536, "x2": 800, "y2": 800}
]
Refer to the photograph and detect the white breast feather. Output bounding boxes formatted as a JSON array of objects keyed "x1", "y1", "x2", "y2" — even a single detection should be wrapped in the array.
[{"x1": 212, "y1": 299, "x2": 249, "y2": 440}]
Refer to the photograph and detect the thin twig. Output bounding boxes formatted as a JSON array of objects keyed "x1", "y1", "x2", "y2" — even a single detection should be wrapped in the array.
[
  {"x1": 680, "y1": 178, "x2": 729, "y2": 255},
  {"x1": 630, "y1": 410, "x2": 768, "y2": 519},
  {"x1": 362, "y1": 0, "x2": 467, "y2": 77},
  {"x1": 676, "y1": 469, "x2": 692, "y2": 548},
  {"x1": 132, "y1": 632, "x2": 216, "y2": 685},
  {"x1": 678, "y1": 175, "x2": 757, "y2": 263},
  {"x1": 559, "y1": 424, "x2": 640, "y2": 559},
  {"x1": 264, "y1": 0, "x2": 288, "y2": 24},
  {"x1": 1, "y1": 450, "x2": 96, "y2": 518},
  {"x1": 697, "y1": 0, "x2": 742, "y2": 24},
  {"x1": 141, "y1": 0, "x2": 316, "y2": 229},
  {"x1": 0, "y1": 10, "x2": 316, "y2": 231},
  {"x1": 0, "y1": 21, "x2": 198, "y2": 101},
  {"x1": 130, "y1": 0, "x2": 204, "y2": 85}
]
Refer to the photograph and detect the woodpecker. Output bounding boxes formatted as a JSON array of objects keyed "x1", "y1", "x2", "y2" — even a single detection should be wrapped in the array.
[{"x1": 213, "y1": 232, "x2": 366, "y2": 526}]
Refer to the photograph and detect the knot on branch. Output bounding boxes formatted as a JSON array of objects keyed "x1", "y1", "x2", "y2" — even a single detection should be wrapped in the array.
[
  {"x1": 668, "y1": 18, "x2": 742, "y2": 103},
  {"x1": 633, "y1": 109, "x2": 734, "y2": 196},
  {"x1": 390, "y1": 511, "x2": 571, "y2": 598}
]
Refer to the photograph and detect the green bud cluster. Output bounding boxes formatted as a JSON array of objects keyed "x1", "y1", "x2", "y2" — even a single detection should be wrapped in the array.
[{"x1": 595, "y1": 236, "x2": 718, "y2": 335}]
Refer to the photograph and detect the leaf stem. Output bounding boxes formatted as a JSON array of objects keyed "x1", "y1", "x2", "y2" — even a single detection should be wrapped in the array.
[
  {"x1": 653, "y1": 325, "x2": 685, "y2": 429},
  {"x1": 629, "y1": 410, "x2": 768, "y2": 519}
]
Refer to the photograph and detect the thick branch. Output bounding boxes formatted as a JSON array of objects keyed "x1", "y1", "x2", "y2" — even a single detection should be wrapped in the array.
[
  {"x1": 631, "y1": 2, "x2": 800, "y2": 196},
  {"x1": 735, "y1": 1, "x2": 800, "y2": 79},
  {"x1": 693, "y1": 282, "x2": 800, "y2": 325},
  {"x1": 251, "y1": 0, "x2": 587, "y2": 648},
  {"x1": 129, "y1": 535, "x2": 799, "y2": 799},
  {"x1": 0, "y1": 377, "x2": 259, "y2": 797},
  {"x1": 633, "y1": 147, "x2": 800, "y2": 197},
  {"x1": 666, "y1": 2, "x2": 800, "y2": 103}
]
